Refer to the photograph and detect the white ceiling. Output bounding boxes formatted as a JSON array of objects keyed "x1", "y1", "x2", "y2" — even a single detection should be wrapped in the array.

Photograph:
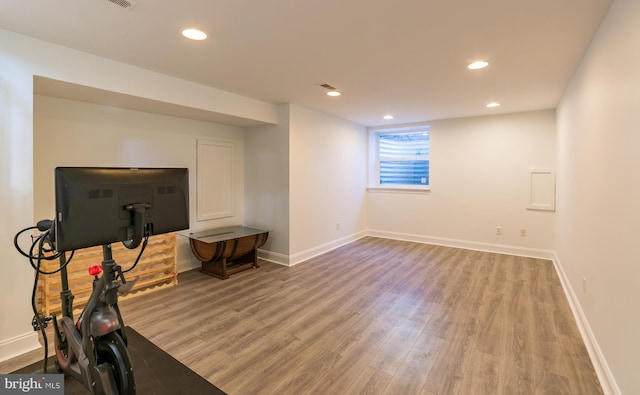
[{"x1": 0, "y1": 0, "x2": 611, "y2": 127}]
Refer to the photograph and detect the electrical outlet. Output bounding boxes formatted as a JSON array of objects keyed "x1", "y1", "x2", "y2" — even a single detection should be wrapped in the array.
[
  {"x1": 336, "y1": 223, "x2": 340, "y2": 230},
  {"x1": 520, "y1": 229, "x2": 527, "y2": 237},
  {"x1": 496, "y1": 226, "x2": 502, "y2": 235}
]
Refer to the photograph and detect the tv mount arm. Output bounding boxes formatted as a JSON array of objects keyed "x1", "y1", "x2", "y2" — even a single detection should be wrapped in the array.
[{"x1": 123, "y1": 203, "x2": 151, "y2": 250}]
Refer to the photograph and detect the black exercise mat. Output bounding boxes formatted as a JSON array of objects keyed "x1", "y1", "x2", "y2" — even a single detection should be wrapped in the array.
[{"x1": 13, "y1": 327, "x2": 225, "y2": 395}]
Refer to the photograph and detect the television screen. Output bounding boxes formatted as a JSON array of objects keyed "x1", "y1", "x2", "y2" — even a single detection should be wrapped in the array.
[{"x1": 54, "y1": 167, "x2": 189, "y2": 252}]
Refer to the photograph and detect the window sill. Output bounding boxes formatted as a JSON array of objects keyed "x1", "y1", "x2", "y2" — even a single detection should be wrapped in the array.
[{"x1": 367, "y1": 186, "x2": 431, "y2": 194}]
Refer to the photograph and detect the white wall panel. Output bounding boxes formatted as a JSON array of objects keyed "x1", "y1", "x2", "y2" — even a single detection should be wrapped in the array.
[
  {"x1": 197, "y1": 140, "x2": 235, "y2": 221},
  {"x1": 557, "y1": 0, "x2": 640, "y2": 393},
  {"x1": 528, "y1": 169, "x2": 556, "y2": 211}
]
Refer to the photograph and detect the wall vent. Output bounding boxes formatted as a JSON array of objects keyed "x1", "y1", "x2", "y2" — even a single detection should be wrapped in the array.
[
  {"x1": 320, "y1": 83, "x2": 337, "y2": 90},
  {"x1": 107, "y1": 0, "x2": 138, "y2": 9}
]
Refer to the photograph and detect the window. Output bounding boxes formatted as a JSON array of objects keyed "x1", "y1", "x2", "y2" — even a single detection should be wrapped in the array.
[{"x1": 368, "y1": 125, "x2": 430, "y2": 191}]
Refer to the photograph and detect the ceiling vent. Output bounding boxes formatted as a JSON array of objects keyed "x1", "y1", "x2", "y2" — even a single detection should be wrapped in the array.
[
  {"x1": 320, "y1": 83, "x2": 337, "y2": 90},
  {"x1": 107, "y1": 0, "x2": 138, "y2": 9}
]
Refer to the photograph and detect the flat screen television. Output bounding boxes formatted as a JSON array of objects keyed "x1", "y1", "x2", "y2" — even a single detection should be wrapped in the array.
[{"x1": 54, "y1": 167, "x2": 189, "y2": 252}]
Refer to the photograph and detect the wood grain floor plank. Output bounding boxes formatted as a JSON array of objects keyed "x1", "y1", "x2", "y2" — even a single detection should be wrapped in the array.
[
  {"x1": 381, "y1": 330, "x2": 442, "y2": 395},
  {"x1": 269, "y1": 347, "x2": 342, "y2": 395},
  {"x1": 457, "y1": 350, "x2": 502, "y2": 395},
  {"x1": 212, "y1": 328, "x2": 300, "y2": 387},
  {"x1": 368, "y1": 317, "x2": 426, "y2": 375},
  {"x1": 343, "y1": 366, "x2": 392, "y2": 395}
]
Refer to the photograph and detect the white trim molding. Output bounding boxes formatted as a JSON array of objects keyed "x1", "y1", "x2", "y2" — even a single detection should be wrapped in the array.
[
  {"x1": 367, "y1": 229, "x2": 556, "y2": 260},
  {"x1": 257, "y1": 230, "x2": 556, "y2": 267},
  {"x1": 257, "y1": 231, "x2": 368, "y2": 267},
  {"x1": 257, "y1": 250, "x2": 290, "y2": 267},
  {"x1": 289, "y1": 231, "x2": 368, "y2": 266},
  {"x1": 0, "y1": 331, "x2": 40, "y2": 363},
  {"x1": 527, "y1": 168, "x2": 556, "y2": 211},
  {"x1": 551, "y1": 252, "x2": 621, "y2": 395}
]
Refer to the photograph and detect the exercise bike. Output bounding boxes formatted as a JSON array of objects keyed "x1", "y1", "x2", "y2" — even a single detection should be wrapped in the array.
[
  {"x1": 13, "y1": 166, "x2": 190, "y2": 395},
  {"x1": 15, "y1": 216, "x2": 146, "y2": 395}
]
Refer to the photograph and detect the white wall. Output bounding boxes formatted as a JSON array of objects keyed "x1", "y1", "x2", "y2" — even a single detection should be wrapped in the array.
[
  {"x1": 0, "y1": 45, "x2": 40, "y2": 361},
  {"x1": 289, "y1": 104, "x2": 368, "y2": 262},
  {"x1": 556, "y1": 0, "x2": 640, "y2": 393},
  {"x1": 33, "y1": 95, "x2": 246, "y2": 271},
  {"x1": 0, "y1": 28, "x2": 277, "y2": 361},
  {"x1": 368, "y1": 110, "x2": 557, "y2": 256},
  {"x1": 245, "y1": 104, "x2": 368, "y2": 265},
  {"x1": 245, "y1": 104, "x2": 291, "y2": 262}
]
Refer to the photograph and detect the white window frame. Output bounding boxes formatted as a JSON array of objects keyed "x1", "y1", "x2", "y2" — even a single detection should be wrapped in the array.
[{"x1": 367, "y1": 123, "x2": 431, "y2": 193}]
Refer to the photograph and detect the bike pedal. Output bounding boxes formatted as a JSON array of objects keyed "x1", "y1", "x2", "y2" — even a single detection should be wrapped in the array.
[{"x1": 31, "y1": 314, "x2": 52, "y2": 331}]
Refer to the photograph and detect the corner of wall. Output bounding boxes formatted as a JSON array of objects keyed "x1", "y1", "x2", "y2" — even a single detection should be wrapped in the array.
[{"x1": 550, "y1": 252, "x2": 621, "y2": 395}]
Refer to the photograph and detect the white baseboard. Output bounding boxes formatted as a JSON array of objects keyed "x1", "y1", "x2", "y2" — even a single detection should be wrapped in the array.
[
  {"x1": 0, "y1": 331, "x2": 40, "y2": 363},
  {"x1": 256, "y1": 230, "x2": 555, "y2": 267},
  {"x1": 551, "y1": 253, "x2": 621, "y2": 395},
  {"x1": 257, "y1": 249, "x2": 290, "y2": 266},
  {"x1": 257, "y1": 231, "x2": 368, "y2": 267},
  {"x1": 367, "y1": 230, "x2": 556, "y2": 260},
  {"x1": 288, "y1": 231, "x2": 368, "y2": 266}
]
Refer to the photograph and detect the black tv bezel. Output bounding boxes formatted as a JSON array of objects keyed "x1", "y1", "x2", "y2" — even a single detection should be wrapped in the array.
[{"x1": 54, "y1": 167, "x2": 189, "y2": 252}]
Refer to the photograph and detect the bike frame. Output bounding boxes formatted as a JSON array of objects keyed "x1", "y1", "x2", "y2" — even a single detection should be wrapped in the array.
[{"x1": 53, "y1": 244, "x2": 132, "y2": 394}]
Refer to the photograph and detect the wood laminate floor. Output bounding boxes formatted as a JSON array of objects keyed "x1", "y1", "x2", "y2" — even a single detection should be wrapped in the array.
[{"x1": 1, "y1": 237, "x2": 603, "y2": 394}]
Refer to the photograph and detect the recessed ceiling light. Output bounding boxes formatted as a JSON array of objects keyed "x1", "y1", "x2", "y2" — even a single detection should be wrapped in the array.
[
  {"x1": 383, "y1": 115, "x2": 394, "y2": 120},
  {"x1": 486, "y1": 102, "x2": 500, "y2": 108},
  {"x1": 182, "y1": 28, "x2": 207, "y2": 40},
  {"x1": 468, "y1": 60, "x2": 488, "y2": 70},
  {"x1": 327, "y1": 90, "x2": 341, "y2": 97}
]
